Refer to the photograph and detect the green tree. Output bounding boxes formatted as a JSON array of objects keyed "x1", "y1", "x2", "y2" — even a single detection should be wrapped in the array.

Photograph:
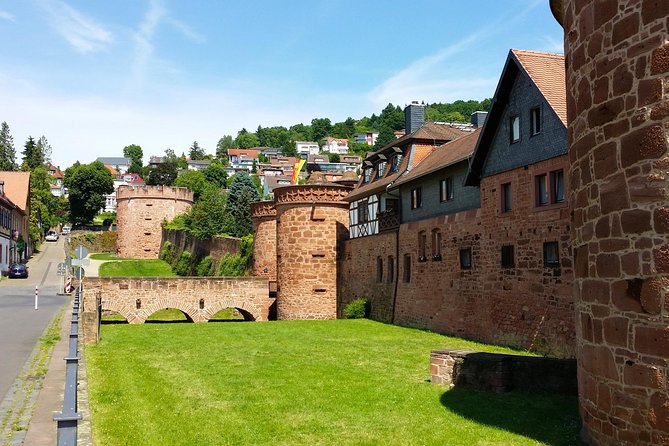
[
  {"x1": 146, "y1": 161, "x2": 178, "y2": 186},
  {"x1": 235, "y1": 129, "x2": 259, "y2": 149},
  {"x1": 174, "y1": 170, "x2": 208, "y2": 200},
  {"x1": 189, "y1": 141, "x2": 206, "y2": 160},
  {"x1": 28, "y1": 167, "x2": 56, "y2": 243},
  {"x1": 331, "y1": 117, "x2": 356, "y2": 139},
  {"x1": 289, "y1": 123, "x2": 312, "y2": 141},
  {"x1": 311, "y1": 118, "x2": 332, "y2": 142},
  {"x1": 186, "y1": 188, "x2": 231, "y2": 239},
  {"x1": 123, "y1": 144, "x2": 144, "y2": 174},
  {"x1": 36, "y1": 136, "x2": 52, "y2": 165},
  {"x1": 0, "y1": 122, "x2": 17, "y2": 171},
  {"x1": 203, "y1": 162, "x2": 228, "y2": 189},
  {"x1": 63, "y1": 161, "x2": 114, "y2": 225},
  {"x1": 21, "y1": 136, "x2": 44, "y2": 171},
  {"x1": 224, "y1": 171, "x2": 260, "y2": 237},
  {"x1": 216, "y1": 136, "x2": 234, "y2": 163}
]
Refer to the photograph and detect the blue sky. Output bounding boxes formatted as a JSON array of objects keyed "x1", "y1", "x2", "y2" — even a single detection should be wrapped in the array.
[{"x1": 0, "y1": 0, "x2": 563, "y2": 169}]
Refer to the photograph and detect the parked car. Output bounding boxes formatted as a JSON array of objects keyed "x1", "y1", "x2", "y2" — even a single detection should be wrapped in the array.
[
  {"x1": 61, "y1": 225, "x2": 71, "y2": 235},
  {"x1": 45, "y1": 231, "x2": 59, "y2": 241},
  {"x1": 8, "y1": 263, "x2": 28, "y2": 278}
]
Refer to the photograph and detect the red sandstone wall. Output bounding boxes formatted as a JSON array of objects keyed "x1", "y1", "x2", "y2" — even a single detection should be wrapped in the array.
[
  {"x1": 252, "y1": 217, "x2": 277, "y2": 280},
  {"x1": 563, "y1": 1, "x2": 669, "y2": 444},
  {"x1": 276, "y1": 203, "x2": 348, "y2": 319},
  {"x1": 339, "y1": 231, "x2": 396, "y2": 323},
  {"x1": 116, "y1": 186, "x2": 193, "y2": 259}
]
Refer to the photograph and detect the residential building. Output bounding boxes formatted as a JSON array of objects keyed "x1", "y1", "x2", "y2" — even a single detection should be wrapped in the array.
[
  {"x1": 322, "y1": 137, "x2": 349, "y2": 155},
  {"x1": 48, "y1": 164, "x2": 66, "y2": 197},
  {"x1": 262, "y1": 175, "x2": 292, "y2": 197},
  {"x1": 354, "y1": 132, "x2": 379, "y2": 146},
  {"x1": 228, "y1": 149, "x2": 260, "y2": 171},
  {"x1": 0, "y1": 171, "x2": 31, "y2": 263},
  {"x1": 96, "y1": 157, "x2": 132, "y2": 174},
  {"x1": 104, "y1": 173, "x2": 145, "y2": 213},
  {"x1": 187, "y1": 159, "x2": 211, "y2": 171},
  {"x1": 306, "y1": 154, "x2": 358, "y2": 174},
  {"x1": 295, "y1": 141, "x2": 319, "y2": 157}
]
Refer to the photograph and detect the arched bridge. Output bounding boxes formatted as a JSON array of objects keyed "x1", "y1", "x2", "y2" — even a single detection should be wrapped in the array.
[{"x1": 84, "y1": 277, "x2": 273, "y2": 324}]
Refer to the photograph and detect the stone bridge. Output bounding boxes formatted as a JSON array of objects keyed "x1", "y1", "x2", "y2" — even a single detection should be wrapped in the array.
[{"x1": 84, "y1": 277, "x2": 273, "y2": 327}]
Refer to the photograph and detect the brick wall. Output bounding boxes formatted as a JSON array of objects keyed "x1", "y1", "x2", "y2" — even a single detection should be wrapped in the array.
[
  {"x1": 562, "y1": 1, "x2": 669, "y2": 444},
  {"x1": 251, "y1": 201, "x2": 277, "y2": 280},
  {"x1": 116, "y1": 186, "x2": 193, "y2": 259}
]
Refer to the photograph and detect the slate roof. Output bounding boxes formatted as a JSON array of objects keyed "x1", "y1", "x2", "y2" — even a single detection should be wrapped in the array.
[
  {"x1": 0, "y1": 171, "x2": 30, "y2": 212},
  {"x1": 96, "y1": 157, "x2": 131, "y2": 166},
  {"x1": 391, "y1": 129, "x2": 481, "y2": 188}
]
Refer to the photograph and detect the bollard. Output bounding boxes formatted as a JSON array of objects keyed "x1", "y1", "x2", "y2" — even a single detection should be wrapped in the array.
[{"x1": 34, "y1": 285, "x2": 38, "y2": 310}]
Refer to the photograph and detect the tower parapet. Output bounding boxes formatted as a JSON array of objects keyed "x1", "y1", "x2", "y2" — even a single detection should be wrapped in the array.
[{"x1": 116, "y1": 186, "x2": 194, "y2": 259}]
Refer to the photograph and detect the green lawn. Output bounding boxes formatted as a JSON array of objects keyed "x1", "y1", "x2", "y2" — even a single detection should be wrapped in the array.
[
  {"x1": 86, "y1": 320, "x2": 579, "y2": 446},
  {"x1": 98, "y1": 259, "x2": 174, "y2": 277},
  {"x1": 89, "y1": 253, "x2": 131, "y2": 261}
]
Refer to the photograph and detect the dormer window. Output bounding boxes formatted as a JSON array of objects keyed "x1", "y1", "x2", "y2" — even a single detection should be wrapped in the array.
[
  {"x1": 391, "y1": 154, "x2": 403, "y2": 172},
  {"x1": 510, "y1": 115, "x2": 520, "y2": 143},
  {"x1": 363, "y1": 168, "x2": 372, "y2": 183},
  {"x1": 376, "y1": 161, "x2": 387, "y2": 178}
]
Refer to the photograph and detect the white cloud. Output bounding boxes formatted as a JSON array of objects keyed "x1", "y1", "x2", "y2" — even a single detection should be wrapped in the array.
[
  {"x1": 539, "y1": 35, "x2": 564, "y2": 53},
  {"x1": 166, "y1": 17, "x2": 205, "y2": 44},
  {"x1": 39, "y1": 0, "x2": 113, "y2": 53},
  {"x1": 0, "y1": 10, "x2": 15, "y2": 22}
]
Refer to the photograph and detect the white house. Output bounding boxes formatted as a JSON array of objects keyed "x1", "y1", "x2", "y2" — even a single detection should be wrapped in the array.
[
  {"x1": 354, "y1": 132, "x2": 379, "y2": 146},
  {"x1": 96, "y1": 157, "x2": 132, "y2": 174},
  {"x1": 295, "y1": 141, "x2": 319, "y2": 157},
  {"x1": 322, "y1": 137, "x2": 349, "y2": 155}
]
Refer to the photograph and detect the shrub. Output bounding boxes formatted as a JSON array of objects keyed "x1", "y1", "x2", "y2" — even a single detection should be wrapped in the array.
[
  {"x1": 343, "y1": 298, "x2": 369, "y2": 319},
  {"x1": 98, "y1": 231, "x2": 117, "y2": 252},
  {"x1": 160, "y1": 241, "x2": 174, "y2": 264},
  {"x1": 195, "y1": 255, "x2": 214, "y2": 276},
  {"x1": 218, "y1": 253, "x2": 247, "y2": 276},
  {"x1": 174, "y1": 251, "x2": 192, "y2": 276}
]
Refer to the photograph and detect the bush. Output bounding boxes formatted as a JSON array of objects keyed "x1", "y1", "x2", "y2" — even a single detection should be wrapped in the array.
[
  {"x1": 343, "y1": 298, "x2": 369, "y2": 319},
  {"x1": 174, "y1": 251, "x2": 192, "y2": 276},
  {"x1": 98, "y1": 231, "x2": 117, "y2": 252},
  {"x1": 218, "y1": 253, "x2": 247, "y2": 276},
  {"x1": 160, "y1": 241, "x2": 174, "y2": 264},
  {"x1": 195, "y1": 255, "x2": 214, "y2": 276}
]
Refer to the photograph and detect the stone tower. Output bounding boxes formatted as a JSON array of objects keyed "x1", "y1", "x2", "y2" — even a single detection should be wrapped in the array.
[
  {"x1": 116, "y1": 186, "x2": 193, "y2": 259},
  {"x1": 250, "y1": 200, "x2": 277, "y2": 280},
  {"x1": 553, "y1": 1, "x2": 669, "y2": 444},
  {"x1": 272, "y1": 178, "x2": 350, "y2": 320}
]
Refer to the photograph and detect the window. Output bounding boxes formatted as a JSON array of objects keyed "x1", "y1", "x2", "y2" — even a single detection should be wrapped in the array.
[
  {"x1": 440, "y1": 177, "x2": 454, "y2": 202},
  {"x1": 536, "y1": 174, "x2": 548, "y2": 206},
  {"x1": 387, "y1": 256, "x2": 395, "y2": 283},
  {"x1": 544, "y1": 242, "x2": 560, "y2": 267},
  {"x1": 403, "y1": 254, "x2": 412, "y2": 283},
  {"x1": 391, "y1": 154, "x2": 403, "y2": 172},
  {"x1": 551, "y1": 170, "x2": 565, "y2": 203},
  {"x1": 432, "y1": 230, "x2": 442, "y2": 260},
  {"x1": 376, "y1": 257, "x2": 383, "y2": 282},
  {"x1": 418, "y1": 231, "x2": 427, "y2": 261},
  {"x1": 502, "y1": 183, "x2": 512, "y2": 213},
  {"x1": 501, "y1": 245, "x2": 515, "y2": 268},
  {"x1": 459, "y1": 248, "x2": 472, "y2": 270},
  {"x1": 358, "y1": 200, "x2": 368, "y2": 223},
  {"x1": 377, "y1": 161, "x2": 387, "y2": 178},
  {"x1": 530, "y1": 107, "x2": 541, "y2": 136},
  {"x1": 363, "y1": 168, "x2": 372, "y2": 183},
  {"x1": 411, "y1": 187, "x2": 422, "y2": 210},
  {"x1": 510, "y1": 115, "x2": 520, "y2": 143}
]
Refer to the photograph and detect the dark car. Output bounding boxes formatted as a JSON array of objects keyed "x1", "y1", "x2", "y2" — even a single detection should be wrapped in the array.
[{"x1": 8, "y1": 263, "x2": 28, "y2": 279}]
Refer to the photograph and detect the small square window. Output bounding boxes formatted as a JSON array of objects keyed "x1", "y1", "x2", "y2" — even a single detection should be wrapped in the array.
[
  {"x1": 544, "y1": 242, "x2": 560, "y2": 267},
  {"x1": 510, "y1": 115, "x2": 520, "y2": 143},
  {"x1": 530, "y1": 107, "x2": 541, "y2": 136},
  {"x1": 459, "y1": 248, "x2": 472, "y2": 270},
  {"x1": 411, "y1": 187, "x2": 422, "y2": 210},
  {"x1": 501, "y1": 245, "x2": 515, "y2": 268},
  {"x1": 502, "y1": 183, "x2": 512, "y2": 213},
  {"x1": 440, "y1": 177, "x2": 454, "y2": 202}
]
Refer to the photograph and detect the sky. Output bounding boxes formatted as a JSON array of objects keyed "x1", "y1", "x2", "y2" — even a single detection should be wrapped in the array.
[{"x1": 0, "y1": 0, "x2": 564, "y2": 169}]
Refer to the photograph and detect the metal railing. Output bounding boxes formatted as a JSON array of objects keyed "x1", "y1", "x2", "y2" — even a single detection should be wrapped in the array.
[{"x1": 53, "y1": 285, "x2": 82, "y2": 445}]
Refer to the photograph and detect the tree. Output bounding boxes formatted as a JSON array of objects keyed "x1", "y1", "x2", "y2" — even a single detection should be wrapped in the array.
[
  {"x1": 0, "y1": 122, "x2": 17, "y2": 171},
  {"x1": 63, "y1": 161, "x2": 114, "y2": 225},
  {"x1": 146, "y1": 161, "x2": 178, "y2": 186},
  {"x1": 311, "y1": 118, "x2": 332, "y2": 142},
  {"x1": 174, "y1": 170, "x2": 208, "y2": 200},
  {"x1": 203, "y1": 162, "x2": 228, "y2": 189},
  {"x1": 189, "y1": 141, "x2": 206, "y2": 160},
  {"x1": 331, "y1": 117, "x2": 356, "y2": 139},
  {"x1": 21, "y1": 136, "x2": 44, "y2": 171},
  {"x1": 289, "y1": 123, "x2": 312, "y2": 142},
  {"x1": 216, "y1": 136, "x2": 234, "y2": 163},
  {"x1": 235, "y1": 130, "x2": 259, "y2": 149},
  {"x1": 123, "y1": 144, "x2": 144, "y2": 174},
  {"x1": 184, "y1": 188, "x2": 231, "y2": 240},
  {"x1": 224, "y1": 171, "x2": 260, "y2": 237},
  {"x1": 36, "y1": 136, "x2": 52, "y2": 166}
]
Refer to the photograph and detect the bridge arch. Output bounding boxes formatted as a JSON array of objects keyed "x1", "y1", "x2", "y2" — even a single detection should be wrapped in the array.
[
  {"x1": 138, "y1": 298, "x2": 203, "y2": 324},
  {"x1": 102, "y1": 299, "x2": 136, "y2": 324},
  {"x1": 203, "y1": 298, "x2": 258, "y2": 322}
]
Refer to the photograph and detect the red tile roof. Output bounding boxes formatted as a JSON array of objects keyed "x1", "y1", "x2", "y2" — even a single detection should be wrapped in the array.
[
  {"x1": 228, "y1": 149, "x2": 260, "y2": 157},
  {"x1": 0, "y1": 171, "x2": 30, "y2": 212},
  {"x1": 512, "y1": 49, "x2": 566, "y2": 125}
]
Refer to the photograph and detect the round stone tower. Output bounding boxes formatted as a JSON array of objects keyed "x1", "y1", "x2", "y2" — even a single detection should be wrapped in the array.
[
  {"x1": 116, "y1": 186, "x2": 193, "y2": 259},
  {"x1": 273, "y1": 177, "x2": 351, "y2": 320},
  {"x1": 554, "y1": 1, "x2": 669, "y2": 444},
  {"x1": 250, "y1": 200, "x2": 277, "y2": 281}
]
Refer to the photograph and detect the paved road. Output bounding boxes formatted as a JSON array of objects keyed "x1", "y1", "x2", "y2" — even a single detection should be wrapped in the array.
[{"x1": 0, "y1": 237, "x2": 68, "y2": 401}]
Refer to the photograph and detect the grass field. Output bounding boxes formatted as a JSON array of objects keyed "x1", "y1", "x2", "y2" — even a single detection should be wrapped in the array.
[
  {"x1": 89, "y1": 253, "x2": 131, "y2": 261},
  {"x1": 98, "y1": 259, "x2": 174, "y2": 277},
  {"x1": 86, "y1": 319, "x2": 579, "y2": 446}
]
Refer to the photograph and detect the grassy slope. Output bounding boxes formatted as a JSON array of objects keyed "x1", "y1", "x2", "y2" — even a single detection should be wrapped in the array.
[
  {"x1": 86, "y1": 320, "x2": 579, "y2": 446},
  {"x1": 98, "y1": 260, "x2": 174, "y2": 277}
]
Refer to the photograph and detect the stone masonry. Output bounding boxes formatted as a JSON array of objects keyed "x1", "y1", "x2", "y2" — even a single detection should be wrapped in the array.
[
  {"x1": 116, "y1": 186, "x2": 193, "y2": 259},
  {"x1": 273, "y1": 183, "x2": 350, "y2": 320},
  {"x1": 558, "y1": 1, "x2": 669, "y2": 444},
  {"x1": 251, "y1": 201, "x2": 277, "y2": 281}
]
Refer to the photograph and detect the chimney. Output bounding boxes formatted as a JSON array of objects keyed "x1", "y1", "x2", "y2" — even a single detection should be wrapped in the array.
[
  {"x1": 470, "y1": 111, "x2": 488, "y2": 128},
  {"x1": 404, "y1": 101, "x2": 425, "y2": 134}
]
